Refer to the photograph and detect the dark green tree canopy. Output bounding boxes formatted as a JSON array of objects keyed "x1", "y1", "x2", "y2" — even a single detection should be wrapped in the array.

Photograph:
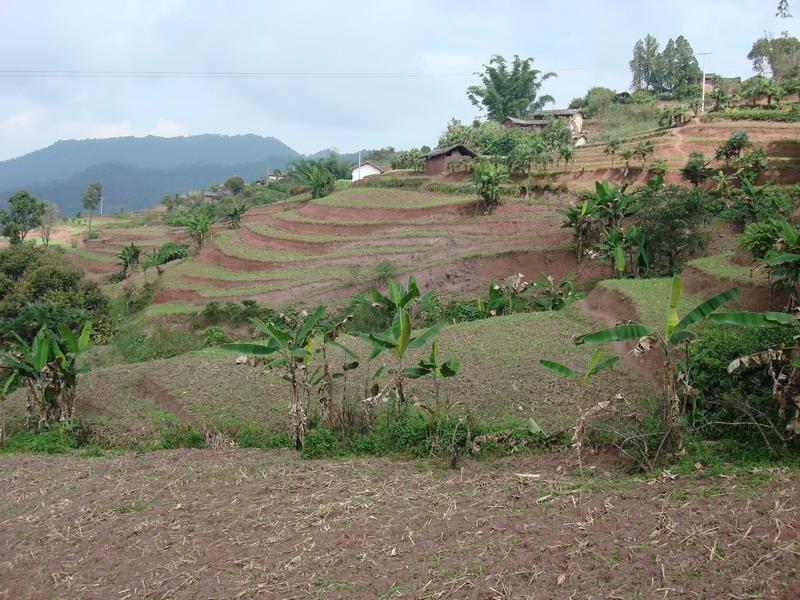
[
  {"x1": 467, "y1": 55, "x2": 556, "y2": 121},
  {"x1": 224, "y1": 175, "x2": 245, "y2": 194},
  {"x1": 629, "y1": 34, "x2": 701, "y2": 98},
  {"x1": 748, "y1": 33, "x2": 800, "y2": 80},
  {"x1": 0, "y1": 190, "x2": 45, "y2": 244},
  {"x1": 81, "y1": 182, "x2": 102, "y2": 212}
]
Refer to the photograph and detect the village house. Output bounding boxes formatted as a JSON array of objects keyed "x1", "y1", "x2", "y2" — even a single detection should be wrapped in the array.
[
  {"x1": 503, "y1": 108, "x2": 586, "y2": 136},
  {"x1": 422, "y1": 144, "x2": 477, "y2": 176},
  {"x1": 350, "y1": 160, "x2": 384, "y2": 181},
  {"x1": 203, "y1": 190, "x2": 225, "y2": 203}
]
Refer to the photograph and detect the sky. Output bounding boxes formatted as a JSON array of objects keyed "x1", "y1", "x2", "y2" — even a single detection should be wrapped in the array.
[{"x1": 0, "y1": 0, "x2": 796, "y2": 161}]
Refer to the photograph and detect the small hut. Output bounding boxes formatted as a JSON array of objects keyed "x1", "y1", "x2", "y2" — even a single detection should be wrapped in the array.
[{"x1": 422, "y1": 144, "x2": 477, "y2": 176}]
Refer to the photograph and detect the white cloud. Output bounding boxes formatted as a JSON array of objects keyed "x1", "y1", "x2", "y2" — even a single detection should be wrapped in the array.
[
  {"x1": 149, "y1": 118, "x2": 188, "y2": 137},
  {"x1": 84, "y1": 120, "x2": 136, "y2": 138}
]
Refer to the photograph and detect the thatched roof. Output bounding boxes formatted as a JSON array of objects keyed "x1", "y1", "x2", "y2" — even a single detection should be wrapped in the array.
[
  {"x1": 423, "y1": 144, "x2": 477, "y2": 159},
  {"x1": 530, "y1": 108, "x2": 584, "y2": 118}
]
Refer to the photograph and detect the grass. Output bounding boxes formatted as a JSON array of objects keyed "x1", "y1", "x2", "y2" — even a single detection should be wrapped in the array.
[
  {"x1": 689, "y1": 254, "x2": 769, "y2": 285},
  {"x1": 312, "y1": 187, "x2": 470, "y2": 209},
  {"x1": 2, "y1": 308, "x2": 644, "y2": 448},
  {"x1": 598, "y1": 278, "x2": 705, "y2": 329}
]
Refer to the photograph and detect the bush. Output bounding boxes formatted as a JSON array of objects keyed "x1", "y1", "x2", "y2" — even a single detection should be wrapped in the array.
[
  {"x1": 84, "y1": 230, "x2": 100, "y2": 241},
  {"x1": 235, "y1": 430, "x2": 292, "y2": 449},
  {"x1": 741, "y1": 220, "x2": 782, "y2": 259},
  {"x1": 116, "y1": 323, "x2": 199, "y2": 362},
  {"x1": 3, "y1": 423, "x2": 81, "y2": 454},
  {"x1": 300, "y1": 427, "x2": 343, "y2": 459},
  {"x1": 689, "y1": 324, "x2": 798, "y2": 445},
  {"x1": 202, "y1": 301, "x2": 221, "y2": 323},
  {"x1": 374, "y1": 260, "x2": 397, "y2": 281},
  {"x1": 717, "y1": 106, "x2": 800, "y2": 122},
  {"x1": 0, "y1": 244, "x2": 110, "y2": 344},
  {"x1": 155, "y1": 242, "x2": 189, "y2": 264},
  {"x1": 157, "y1": 426, "x2": 205, "y2": 449},
  {"x1": 202, "y1": 326, "x2": 232, "y2": 346}
]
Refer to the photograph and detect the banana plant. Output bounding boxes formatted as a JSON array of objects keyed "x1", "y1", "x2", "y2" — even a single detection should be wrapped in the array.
[
  {"x1": 593, "y1": 227, "x2": 627, "y2": 278},
  {"x1": 590, "y1": 181, "x2": 636, "y2": 230},
  {"x1": 559, "y1": 196, "x2": 599, "y2": 259},
  {"x1": 624, "y1": 223, "x2": 652, "y2": 278},
  {"x1": 221, "y1": 305, "x2": 326, "y2": 449},
  {"x1": 760, "y1": 219, "x2": 800, "y2": 309},
  {"x1": 403, "y1": 341, "x2": 460, "y2": 427},
  {"x1": 2, "y1": 321, "x2": 93, "y2": 428},
  {"x1": 539, "y1": 347, "x2": 619, "y2": 385},
  {"x1": 573, "y1": 275, "x2": 739, "y2": 440},
  {"x1": 367, "y1": 309, "x2": 443, "y2": 403},
  {"x1": 529, "y1": 272, "x2": 584, "y2": 311}
]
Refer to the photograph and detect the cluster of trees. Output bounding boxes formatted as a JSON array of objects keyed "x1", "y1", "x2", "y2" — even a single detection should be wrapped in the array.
[
  {"x1": 629, "y1": 34, "x2": 702, "y2": 99},
  {"x1": 748, "y1": 33, "x2": 800, "y2": 81},
  {"x1": 467, "y1": 55, "x2": 556, "y2": 121},
  {"x1": 1, "y1": 192, "x2": 57, "y2": 247}
]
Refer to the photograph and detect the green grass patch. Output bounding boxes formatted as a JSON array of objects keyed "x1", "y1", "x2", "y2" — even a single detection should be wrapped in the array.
[
  {"x1": 689, "y1": 254, "x2": 768, "y2": 285},
  {"x1": 313, "y1": 187, "x2": 469, "y2": 209}
]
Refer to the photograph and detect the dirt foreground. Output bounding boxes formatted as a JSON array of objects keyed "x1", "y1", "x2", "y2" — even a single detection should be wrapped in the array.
[{"x1": 1, "y1": 449, "x2": 798, "y2": 599}]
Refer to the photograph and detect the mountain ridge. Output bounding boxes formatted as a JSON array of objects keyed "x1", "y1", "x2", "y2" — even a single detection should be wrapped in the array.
[{"x1": 0, "y1": 134, "x2": 362, "y2": 212}]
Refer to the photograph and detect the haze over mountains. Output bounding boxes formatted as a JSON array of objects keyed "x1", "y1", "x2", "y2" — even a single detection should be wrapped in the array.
[{"x1": 0, "y1": 134, "x2": 357, "y2": 213}]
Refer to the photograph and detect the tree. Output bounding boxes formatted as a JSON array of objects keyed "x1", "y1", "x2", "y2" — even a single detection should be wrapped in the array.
[
  {"x1": 2, "y1": 321, "x2": 93, "y2": 428},
  {"x1": 117, "y1": 243, "x2": 142, "y2": 278},
  {"x1": 81, "y1": 182, "x2": 102, "y2": 233},
  {"x1": 634, "y1": 139, "x2": 655, "y2": 168},
  {"x1": 466, "y1": 55, "x2": 556, "y2": 121},
  {"x1": 224, "y1": 175, "x2": 245, "y2": 195},
  {"x1": 35, "y1": 201, "x2": 60, "y2": 248},
  {"x1": 569, "y1": 276, "x2": 739, "y2": 446},
  {"x1": 223, "y1": 202, "x2": 247, "y2": 229},
  {"x1": 748, "y1": 34, "x2": 800, "y2": 80},
  {"x1": 221, "y1": 306, "x2": 327, "y2": 449},
  {"x1": 630, "y1": 34, "x2": 661, "y2": 91},
  {"x1": 630, "y1": 34, "x2": 701, "y2": 98},
  {"x1": 186, "y1": 209, "x2": 213, "y2": 248},
  {"x1": 1, "y1": 191, "x2": 45, "y2": 244},
  {"x1": 473, "y1": 160, "x2": 509, "y2": 213},
  {"x1": 681, "y1": 152, "x2": 712, "y2": 187},
  {"x1": 604, "y1": 138, "x2": 621, "y2": 168},
  {"x1": 740, "y1": 76, "x2": 769, "y2": 106},
  {"x1": 289, "y1": 160, "x2": 336, "y2": 199},
  {"x1": 637, "y1": 183, "x2": 716, "y2": 273},
  {"x1": 715, "y1": 130, "x2": 751, "y2": 163}
]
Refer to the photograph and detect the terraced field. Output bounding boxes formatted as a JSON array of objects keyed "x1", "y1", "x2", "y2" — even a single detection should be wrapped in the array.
[
  {"x1": 553, "y1": 119, "x2": 800, "y2": 191},
  {"x1": 65, "y1": 186, "x2": 605, "y2": 312}
]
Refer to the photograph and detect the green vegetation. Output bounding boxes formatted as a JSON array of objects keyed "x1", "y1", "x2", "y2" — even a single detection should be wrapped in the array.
[{"x1": 0, "y1": 190, "x2": 45, "y2": 244}]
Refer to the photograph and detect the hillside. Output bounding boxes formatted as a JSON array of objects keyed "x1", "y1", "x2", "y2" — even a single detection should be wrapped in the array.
[{"x1": 0, "y1": 134, "x2": 301, "y2": 212}]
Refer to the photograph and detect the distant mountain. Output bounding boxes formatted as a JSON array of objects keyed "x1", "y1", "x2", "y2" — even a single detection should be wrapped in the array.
[{"x1": 0, "y1": 134, "x2": 303, "y2": 212}]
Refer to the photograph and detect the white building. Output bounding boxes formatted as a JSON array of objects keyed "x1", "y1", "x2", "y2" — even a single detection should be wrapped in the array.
[{"x1": 350, "y1": 160, "x2": 384, "y2": 181}]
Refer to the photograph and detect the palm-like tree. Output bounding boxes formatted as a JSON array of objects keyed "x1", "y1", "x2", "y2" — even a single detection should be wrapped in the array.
[
  {"x1": 223, "y1": 202, "x2": 248, "y2": 229},
  {"x1": 117, "y1": 243, "x2": 141, "y2": 278},
  {"x1": 604, "y1": 138, "x2": 621, "y2": 168},
  {"x1": 186, "y1": 211, "x2": 213, "y2": 248}
]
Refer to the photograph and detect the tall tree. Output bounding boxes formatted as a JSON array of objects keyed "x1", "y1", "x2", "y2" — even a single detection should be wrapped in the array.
[
  {"x1": 630, "y1": 34, "x2": 660, "y2": 91},
  {"x1": 467, "y1": 55, "x2": 556, "y2": 121},
  {"x1": 748, "y1": 34, "x2": 800, "y2": 80},
  {"x1": 81, "y1": 182, "x2": 102, "y2": 233},
  {"x1": 38, "y1": 201, "x2": 59, "y2": 248},
  {"x1": 0, "y1": 191, "x2": 45, "y2": 244}
]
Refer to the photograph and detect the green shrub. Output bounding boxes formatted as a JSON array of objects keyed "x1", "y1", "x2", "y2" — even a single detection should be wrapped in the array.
[
  {"x1": 84, "y1": 230, "x2": 101, "y2": 241},
  {"x1": 157, "y1": 426, "x2": 205, "y2": 449},
  {"x1": 116, "y1": 323, "x2": 199, "y2": 362},
  {"x1": 374, "y1": 260, "x2": 398, "y2": 281},
  {"x1": 235, "y1": 430, "x2": 292, "y2": 449},
  {"x1": 202, "y1": 301, "x2": 221, "y2": 323},
  {"x1": 155, "y1": 242, "x2": 189, "y2": 264},
  {"x1": 300, "y1": 427, "x2": 343, "y2": 459},
  {"x1": 425, "y1": 182, "x2": 477, "y2": 195},
  {"x1": 81, "y1": 444, "x2": 104, "y2": 457},
  {"x1": 717, "y1": 106, "x2": 800, "y2": 122},
  {"x1": 741, "y1": 220, "x2": 782, "y2": 259},
  {"x1": 221, "y1": 301, "x2": 245, "y2": 324},
  {"x1": 689, "y1": 324, "x2": 798, "y2": 444},
  {"x1": 202, "y1": 326, "x2": 232, "y2": 347},
  {"x1": 3, "y1": 423, "x2": 81, "y2": 454}
]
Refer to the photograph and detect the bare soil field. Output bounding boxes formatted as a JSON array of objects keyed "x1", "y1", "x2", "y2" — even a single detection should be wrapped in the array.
[{"x1": 1, "y1": 449, "x2": 797, "y2": 599}]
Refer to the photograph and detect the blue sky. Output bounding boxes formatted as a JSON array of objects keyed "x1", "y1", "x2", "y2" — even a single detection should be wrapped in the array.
[{"x1": 0, "y1": 0, "x2": 795, "y2": 160}]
